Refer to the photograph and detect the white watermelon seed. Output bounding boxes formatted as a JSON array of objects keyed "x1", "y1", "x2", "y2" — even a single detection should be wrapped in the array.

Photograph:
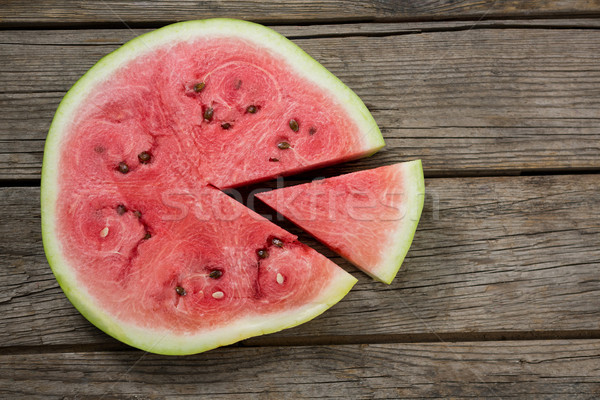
[
  {"x1": 212, "y1": 291, "x2": 224, "y2": 299},
  {"x1": 100, "y1": 227, "x2": 109, "y2": 238},
  {"x1": 276, "y1": 273, "x2": 284, "y2": 285}
]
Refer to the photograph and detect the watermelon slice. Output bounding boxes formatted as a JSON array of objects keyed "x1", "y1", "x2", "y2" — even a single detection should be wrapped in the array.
[
  {"x1": 256, "y1": 161, "x2": 425, "y2": 284},
  {"x1": 41, "y1": 19, "x2": 384, "y2": 355},
  {"x1": 47, "y1": 184, "x2": 356, "y2": 354}
]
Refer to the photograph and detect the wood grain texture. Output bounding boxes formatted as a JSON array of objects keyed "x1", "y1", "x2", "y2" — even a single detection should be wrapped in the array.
[
  {"x1": 1, "y1": 0, "x2": 599, "y2": 26},
  {"x1": 2, "y1": 174, "x2": 599, "y2": 348},
  {"x1": 1, "y1": 25, "x2": 599, "y2": 180},
  {"x1": 1, "y1": 340, "x2": 600, "y2": 399}
]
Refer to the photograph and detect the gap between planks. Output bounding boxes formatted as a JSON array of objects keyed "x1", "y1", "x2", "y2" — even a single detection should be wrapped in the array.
[
  {"x1": 3, "y1": 330, "x2": 600, "y2": 356},
  {"x1": 1, "y1": 0, "x2": 599, "y2": 28},
  {"x1": 2, "y1": 19, "x2": 600, "y2": 44}
]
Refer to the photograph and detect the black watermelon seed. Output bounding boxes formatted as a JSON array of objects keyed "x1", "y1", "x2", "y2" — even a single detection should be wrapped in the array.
[
  {"x1": 257, "y1": 249, "x2": 269, "y2": 259},
  {"x1": 309, "y1": 127, "x2": 317, "y2": 135},
  {"x1": 289, "y1": 119, "x2": 299, "y2": 132},
  {"x1": 246, "y1": 105, "x2": 258, "y2": 114},
  {"x1": 144, "y1": 232, "x2": 151, "y2": 240},
  {"x1": 194, "y1": 82, "x2": 205, "y2": 92},
  {"x1": 133, "y1": 210, "x2": 142, "y2": 218},
  {"x1": 221, "y1": 122, "x2": 231, "y2": 130},
  {"x1": 204, "y1": 107, "x2": 214, "y2": 121},
  {"x1": 117, "y1": 162, "x2": 129, "y2": 174},
  {"x1": 269, "y1": 157, "x2": 279, "y2": 162},
  {"x1": 209, "y1": 270, "x2": 223, "y2": 279},
  {"x1": 116, "y1": 204, "x2": 127, "y2": 215},
  {"x1": 175, "y1": 286, "x2": 186, "y2": 296},
  {"x1": 277, "y1": 142, "x2": 291, "y2": 150},
  {"x1": 272, "y1": 238, "x2": 284, "y2": 248},
  {"x1": 138, "y1": 151, "x2": 151, "y2": 164}
]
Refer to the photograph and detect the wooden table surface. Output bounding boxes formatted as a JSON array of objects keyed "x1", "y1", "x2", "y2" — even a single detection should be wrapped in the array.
[{"x1": 2, "y1": 1, "x2": 600, "y2": 398}]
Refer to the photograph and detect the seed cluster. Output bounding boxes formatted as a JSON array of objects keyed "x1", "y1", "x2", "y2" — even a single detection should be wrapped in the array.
[{"x1": 103, "y1": 77, "x2": 308, "y2": 307}]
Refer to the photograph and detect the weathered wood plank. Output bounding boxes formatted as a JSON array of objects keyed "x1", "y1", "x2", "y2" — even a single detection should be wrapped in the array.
[
  {"x1": 2, "y1": 0, "x2": 599, "y2": 26},
  {"x1": 4, "y1": 19, "x2": 600, "y2": 46},
  {"x1": 1, "y1": 26, "x2": 599, "y2": 180},
  {"x1": 1, "y1": 340, "x2": 600, "y2": 398},
  {"x1": 1, "y1": 174, "x2": 599, "y2": 348}
]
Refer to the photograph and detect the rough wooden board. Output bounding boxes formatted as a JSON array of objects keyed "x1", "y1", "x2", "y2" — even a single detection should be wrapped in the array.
[
  {"x1": 4, "y1": 19, "x2": 600, "y2": 45},
  {"x1": 2, "y1": 174, "x2": 599, "y2": 348},
  {"x1": 2, "y1": 0, "x2": 599, "y2": 26},
  {"x1": 1, "y1": 340, "x2": 600, "y2": 398},
  {"x1": 1, "y1": 26, "x2": 599, "y2": 180}
]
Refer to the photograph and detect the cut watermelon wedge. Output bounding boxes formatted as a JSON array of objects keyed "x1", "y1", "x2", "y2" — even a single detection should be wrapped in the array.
[
  {"x1": 41, "y1": 19, "x2": 383, "y2": 355},
  {"x1": 43, "y1": 19, "x2": 384, "y2": 191},
  {"x1": 256, "y1": 161, "x2": 425, "y2": 284},
  {"x1": 46, "y1": 184, "x2": 356, "y2": 355}
]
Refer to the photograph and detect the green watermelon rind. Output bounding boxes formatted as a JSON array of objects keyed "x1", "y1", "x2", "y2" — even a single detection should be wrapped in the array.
[
  {"x1": 41, "y1": 18, "x2": 378, "y2": 355},
  {"x1": 370, "y1": 160, "x2": 425, "y2": 284}
]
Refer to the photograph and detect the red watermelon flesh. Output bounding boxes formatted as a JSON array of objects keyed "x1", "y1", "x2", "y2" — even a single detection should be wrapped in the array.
[
  {"x1": 63, "y1": 35, "x2": 383, "y2": 191},
  {"x1": 57, "y1": 184, "x2": 350, "y2": 335},
  {"x1": 41, "y1": 19, "x2": 385, "y2": 355},
  {"x1": 256, "y1": 161, "x2": 425, "y2": 284}
]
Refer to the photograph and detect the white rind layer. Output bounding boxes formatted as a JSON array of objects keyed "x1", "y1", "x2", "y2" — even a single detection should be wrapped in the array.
[{"x1": 41, "y1": 19, "x2": 374, "y2": 355}]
